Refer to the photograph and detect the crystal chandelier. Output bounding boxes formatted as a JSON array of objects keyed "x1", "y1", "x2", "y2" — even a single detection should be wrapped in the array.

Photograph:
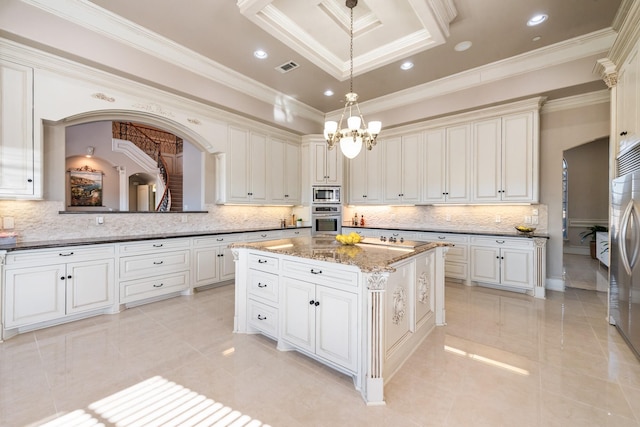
[{"x1": 323, "y1": 0, "x2": 381, "y2": 159}]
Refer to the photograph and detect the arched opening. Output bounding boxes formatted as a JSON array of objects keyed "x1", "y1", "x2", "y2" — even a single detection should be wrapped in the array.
[{"x1": 62, "y1": 112, "x2": 207, "y2": 212}]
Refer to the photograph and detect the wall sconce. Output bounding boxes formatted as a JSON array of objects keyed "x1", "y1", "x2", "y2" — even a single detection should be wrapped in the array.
[{"x1": 86, "y1": 146, "x2": 95, "y2": 158}]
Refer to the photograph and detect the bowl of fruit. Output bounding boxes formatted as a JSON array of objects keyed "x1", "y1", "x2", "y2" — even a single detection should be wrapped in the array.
[
  {"x1": 335, "y1": 232, "x2": 363, "y2": 245},
  {"x1": 515, "y1": 225, "x2": 536, "y2": 235}
]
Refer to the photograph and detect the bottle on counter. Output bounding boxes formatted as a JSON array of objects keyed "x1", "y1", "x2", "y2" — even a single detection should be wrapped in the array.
[
  {"x1": 353, "y1": 213, "x2": 358, "y2": 226},
  {"x1": 360, "y1": 215, "x2": 365, "y2": 227}
]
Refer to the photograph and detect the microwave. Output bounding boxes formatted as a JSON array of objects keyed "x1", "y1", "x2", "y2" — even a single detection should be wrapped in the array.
[{"x1": 312, "y1": 186, "x2": 341, "y2": 204}]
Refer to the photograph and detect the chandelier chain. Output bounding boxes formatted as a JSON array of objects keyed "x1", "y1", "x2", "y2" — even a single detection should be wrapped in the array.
[{"x1": 349, "y1": 6, "x2": 354, "y2": 94}]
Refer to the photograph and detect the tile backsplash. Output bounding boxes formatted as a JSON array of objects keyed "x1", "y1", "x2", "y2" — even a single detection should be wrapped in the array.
[{"x1": 0, "y1": 200, "x2": 547, "y2": 243}]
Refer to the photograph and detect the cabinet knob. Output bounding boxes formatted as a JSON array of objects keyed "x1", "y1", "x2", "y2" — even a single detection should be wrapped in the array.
[
  {"x1": 309, "y1": 300, "x2": 315, "y2": 305},
  {"x1": 67, "y1": 275, "x2": 72, "y2": 279},
  {"x1": 315, "y1": 301, "x2": 320, "y2": 306},
  {"x1": 60, "y1": 276, "x2": 65, "y2": 280},
  {"x1": 27, "y1": 178, "x2": 33, "y2": 183}
]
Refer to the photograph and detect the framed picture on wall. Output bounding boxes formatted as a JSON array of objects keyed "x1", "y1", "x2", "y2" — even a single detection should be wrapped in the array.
[{"x1": 69, "y1": 165, "x2": 104, "y2": 206}]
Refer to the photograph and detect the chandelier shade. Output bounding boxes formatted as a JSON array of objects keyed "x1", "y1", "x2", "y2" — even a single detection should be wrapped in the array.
[{"x1": 324, "y1": 0, "x2": 381, "y2": 158}]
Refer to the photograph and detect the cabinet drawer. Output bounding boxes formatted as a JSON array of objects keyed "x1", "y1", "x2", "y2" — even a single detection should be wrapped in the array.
[
  {"x1": 244, "y1": 231, "x2": 282, "y2": 242},
  {"x1": 120, "y1": 271, "x2": 189, "y2": 303},
  {"x1": 283, "y1": 260, "x2": 358, "y2": 289},
  {"x1": 118, "y1": 238, "x2": 190, "y2": 255},
  {"x1": 192, "y1": 234, "x2": 242, "y2": 248},
  {"x1": 248, "y1": 270, "x2": 279, "y2": 303},
  {"x1": 119, "y1": 250, "x2": 190, "y2": 279},
  {"x1": 247, "y1": 299, "x2": 278, "y2": 338},
  {"x1": 5, "y1": 244, "x2": 115, "y2": 266},
  {"x1": 416, "y1": 233, "x2": 469, "y2": 244},
  {"x1": 248, "y1": 252, "x2": 279, "y2": 272},
  {"x1": 445, "y1": 261, "x2": 468, "y2": 280},
  {"x1": 470, "y1": 236, "x2": 533, "y2": 248},
  {"x1": 443, "y1": 244, "x2": 467, "y2": 262}
]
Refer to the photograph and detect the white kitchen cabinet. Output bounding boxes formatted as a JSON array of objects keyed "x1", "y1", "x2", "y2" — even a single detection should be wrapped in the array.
[
  {"x1": 470, "y1": 237, "x2": 533, "y2": 291},
  {"x1": 3, "y1": 245, "x2": 115, "y2": 329},
  {"x1": 217, "y1": 127, "x2": 267, "y2": 204},
  {"x1": 192, "y1": 234, "x2": 240, "y2": 288},
  {"x1": 416, "y1": 232, "x2": 469, "y2": 282},
  {"x1": 383, "y1": 133, "x2": 421, "y2": 204},
  {"x1": 118, "y1": 239, "x2": 191, "y2": 304},
  {"x1": 0, "y1": 59, "x2": 40, "y2": 198},
  {"x1": 269, "y1": 138, "x2": 300, "y2": 205},
  {"x1": 281, "y1": 276, "x2": 358, "y2": 372},
  {"x1": 348, "y1": 140, "x2": 382, "y2": 204},
  {"x1": 422, "y1": 125, "x2": 471, "y2": 203},
  {"x1": 617, "y1": 41, "x2": 639, "y2": 153},
  {"x1": 472, "y1": 112, "x2": 537, "y2": 203},
  {"x1": 312, "y1": 140, "x2": 342, "y2": 185}
]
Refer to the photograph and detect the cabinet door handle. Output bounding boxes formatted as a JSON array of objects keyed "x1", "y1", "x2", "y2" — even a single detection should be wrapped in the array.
[
  {"x1": 153, "y1": 244, "x2": 163, "y2": 248},
  {"x1": 258, "y1": 259, "x2": 267, "y2": 264},
  {"x1": 258, "y1": 282, "x2": 267, "y2": 288},
  {"x1": 257, "y1": 314, "x2": 267, "y2": 320},
  {"x1": 153, "y1": 283, "x2": 164, "y2": 288},
  {"x1": 310, "y1": 269, "x2": 322, "y2": 274},
  {"x1": 59, "y1": 252, "x2": 74, "y2": 257},
  {"x1": 153, "y1": 261, "x2": 164, "y2": 265}
]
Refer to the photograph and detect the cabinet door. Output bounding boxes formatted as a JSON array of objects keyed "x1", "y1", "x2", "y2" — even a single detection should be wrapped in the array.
[
  {"x1": 249, "y1": 132, "x2": 268, "y2": 202},
  {"x1": 383, "y1": 137, "x2": 403, "y2": 203},
  {"x1": 473, "y1": 118, "x2": 502, "y2": 202},
  {"x1": 470, "y1": 246, "x2": 500, "y2": 284},
  {"x1": 423, "y1": 128, "x2": 447, "y2": 203},
  {"x1": 0, "y1": 60, "x2": 36, "y2": 197},
  {"x1": 219, "y1": 245, "x2": 236, "y2": 281},
  {"x1": 4, "y1": 264, "x2": 66, "y2": 328},
  {"x1": 500, "y1": 248, "x2": 533, "y2": 289},
  {"x1": 502, "y1": 112, "x2": 535, "y2": 202},
  {"x1": 315, "y1": 285, "x2": 358, "y2": 372},
  {"x1": 348, "y1": 148, "x2": 368, "y2": 203},
  {"x1": 268, "y1": 138, "x2": 286, "y2": 203},
  {"x1": 193, "y1": 247, "x2": 219, "y2": 286},
  {"x1": 325, "y1": 142, "x2": 342, "y2": 185},
  {"x1": 446, "y1": 124, "x2": 471, "y2": 203},
  {"x1": 281, "y1": 278, "x2": 315, "y2": 352},
  {"x1": 401, "y1": 133, "x2": 421, "y2": 202},
  {"x1": 66, "y1": 259, "x2": 115, "y2": 314},
  {"x1": 284, "y1": 142, "x2": 301, "y2": 204},
  {"x1": 226, "y1": 127, "x2": 250, "y2": 202}
]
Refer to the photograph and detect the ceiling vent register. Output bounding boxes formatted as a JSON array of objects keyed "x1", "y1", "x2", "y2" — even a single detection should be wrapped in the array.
[{"x1": 276, "y1": 61, "x2": 300, "y2": 73}]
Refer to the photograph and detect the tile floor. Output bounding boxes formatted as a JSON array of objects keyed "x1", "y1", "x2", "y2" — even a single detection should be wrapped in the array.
[
  {"x1": 2, "y1": 268, "x2": 640, "y2": 426},
  {"x1": 563, "y1": 253, "x2": 609, "y2": 292}
]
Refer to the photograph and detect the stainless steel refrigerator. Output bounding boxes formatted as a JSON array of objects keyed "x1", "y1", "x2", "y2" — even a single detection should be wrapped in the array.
[{"x1": 611, "y1": 173, "x2": 640, "y2": 359}]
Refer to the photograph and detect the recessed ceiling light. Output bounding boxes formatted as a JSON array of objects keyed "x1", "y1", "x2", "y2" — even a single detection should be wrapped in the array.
[
  {"x1": 400, "y1": 61, "x2": 414, "y2": 70},
  {"x1": 454, "y1": 41, "x2": 472, "y2": 52},
  {"x1": 324, "y1": 90, "x2": 334, "y2": 97},
  {"x1": 527, "y1": 14, "x2": 548, "y2": 26},
  {"x1": 253, "y1": 49, "x2": 268, "y2": 59}
]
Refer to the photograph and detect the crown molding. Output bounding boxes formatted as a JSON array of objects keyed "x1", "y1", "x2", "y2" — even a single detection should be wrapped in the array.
[
  {"x1": 541, "y1": 90, "x2": 610, "y2": 114},
  {"x1": 341, "y1": 28, "x2": 617, "y2": 118},
  {"x1": 20, "y1": 0, "x2": 324, "y2": 124},
  {"x1": 607, "y1": 0, "x2": 640, "y2": 67}
]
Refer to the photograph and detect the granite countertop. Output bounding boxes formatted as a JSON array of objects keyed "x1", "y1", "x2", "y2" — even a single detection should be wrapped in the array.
[
  {"x1": 0, "y1": 226, "x2": 311, "y2": 252},
  {"x1": 229, "y1": 235, "x2": 451, "y2": 273},
  {"x1": 342, "y1": 224, "x2": 549, "y2": 239}
]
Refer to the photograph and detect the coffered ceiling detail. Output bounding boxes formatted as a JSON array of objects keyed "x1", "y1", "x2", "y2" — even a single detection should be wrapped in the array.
[{"x1": 237, "y1": 0, "x2": 457, "y2": 79}]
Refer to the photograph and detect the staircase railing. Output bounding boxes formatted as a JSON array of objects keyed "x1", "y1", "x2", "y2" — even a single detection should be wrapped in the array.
[{"x1": 112, "y1": 122, "x2": 176, "y2": 211}]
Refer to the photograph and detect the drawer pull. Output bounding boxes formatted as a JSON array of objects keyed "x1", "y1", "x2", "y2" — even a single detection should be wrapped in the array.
[
  {"x1": 438, "y1": 236, "x2": 446, "y2": 240},
  {"x1": 257, "y1": 314, "x2": 267, "y2": 320},
  {"x1": 153, "y1": 243, "x2": 164, "y2": 248},
  {"x1": 216, "y1": 238, "x2": 224, "y2": 241},
  {"x1": 153, "y1": 261, "x2": 164, "y2": 265},
  {"x1": 310, "y1": 269, "x2": 322, "y2": 274},
  {"x1": 496, "y1": 240, "x2": 505, "y2": 244},
  {"x1": 153, "y1": 283, "x2": 164, "y2": 288},
  {"x1": 59, "y1": 252, "x2": 74, "y2": 256},
  {"x1": 258, "y1": 282, "x2": 267, "y2": 288},
  {"x1": 261, "y1": 234, "x2": 267, "y2": 238},
  {"x1": 258, "y1": 259, "x2": 268, "y2": 264}
]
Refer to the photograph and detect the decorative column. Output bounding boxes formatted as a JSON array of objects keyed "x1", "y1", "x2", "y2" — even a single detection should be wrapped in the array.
[
  {"x1": 364, "y1": 271, "x2": 389, "y2": 405},
  {"x1": 533, "y1": 238, "x2": 547, "y2": 299}
]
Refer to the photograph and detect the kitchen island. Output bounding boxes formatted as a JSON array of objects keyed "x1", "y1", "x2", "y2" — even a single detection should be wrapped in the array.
[{"x1": 230, "y1": 235, "x2": 450, "y2": 405}]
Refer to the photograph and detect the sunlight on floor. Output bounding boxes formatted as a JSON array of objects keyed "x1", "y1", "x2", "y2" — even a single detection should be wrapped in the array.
[{"x1": 38, "y1": 376, "x2": 270, "y2": 427}]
